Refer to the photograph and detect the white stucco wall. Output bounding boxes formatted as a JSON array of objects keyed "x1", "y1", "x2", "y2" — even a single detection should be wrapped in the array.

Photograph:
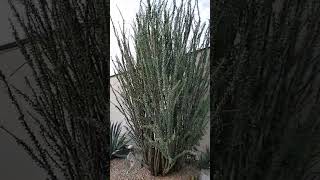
[{"x1": 110, "y1": 76, "x2": 126, "y2": 125}]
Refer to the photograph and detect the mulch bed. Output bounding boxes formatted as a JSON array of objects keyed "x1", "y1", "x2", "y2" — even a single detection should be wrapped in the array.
[{"x1": 110, "y1": 159, "x2": 200, "y2": 180}]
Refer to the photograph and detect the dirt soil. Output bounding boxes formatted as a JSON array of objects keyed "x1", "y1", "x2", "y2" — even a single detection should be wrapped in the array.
[{"x1": 110, "y1": 159, "x2": 200, "y2": 180}]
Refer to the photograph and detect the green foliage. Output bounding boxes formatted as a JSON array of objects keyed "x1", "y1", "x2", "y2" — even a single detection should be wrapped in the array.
[
  {"x1": 212, "y1": 0, "x2": 320, "y2": 180},
  {"x1": 198, "y1": 147, "x2": 210, "y2": 169},
  {"x1": 0, "y1": 0, "x2": 109, "y2": 179},
  {"x1": 112, "y1": 0, "x2": 209, "y2": 176},
  {"x1": 110, "y1": 122, "x2": 129, "y2": 158}
]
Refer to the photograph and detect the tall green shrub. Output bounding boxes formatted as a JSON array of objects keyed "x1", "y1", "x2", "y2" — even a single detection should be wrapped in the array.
[{"x1": 112, "y1": 0, "x2": 209, "y2": 176}]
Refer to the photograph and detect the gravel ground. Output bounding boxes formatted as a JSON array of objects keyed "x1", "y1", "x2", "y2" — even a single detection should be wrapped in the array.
[{"x1": 110, "y1": 159, "x2": 200, "y2": 180}]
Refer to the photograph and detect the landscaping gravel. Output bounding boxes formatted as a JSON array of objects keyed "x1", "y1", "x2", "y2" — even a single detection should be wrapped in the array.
[{"x1": 110, "y1": 159, "x2": 200, "y2": 180}]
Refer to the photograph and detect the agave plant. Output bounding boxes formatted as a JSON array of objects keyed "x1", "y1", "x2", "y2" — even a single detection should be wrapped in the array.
[
  {"x1": 198, "y1": 147, "x2": 210, "y2": 170},
  {"x1": 112, "y1": 0, "x2": 210, "y2": 176},
  {"x1": 110, "y1": 122, "x2": 129, "y2": 158}
]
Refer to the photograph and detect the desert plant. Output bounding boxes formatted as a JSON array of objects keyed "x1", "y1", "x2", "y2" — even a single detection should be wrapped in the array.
[
  {"x1": 212, "y1": 0, "x2": 320, "y2": 180},
  {"x1": 198, "y1": 147, "x2": 210, "y2": 169},
  {"x1": 110, "y1": 122, "x2": 129, "y2": 158},
  {"x1": 112, "y1": 0, "x2": 209, "y2": 176},
  {"x1": 0, "y1": 0, "x2": 109, "y2": 179}
]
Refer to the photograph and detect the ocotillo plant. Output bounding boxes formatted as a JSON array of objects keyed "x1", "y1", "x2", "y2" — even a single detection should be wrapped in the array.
[
  {"x1": 212, "y1": 0, "x2": 320, "y2": 180},
  {"x1": 0, "y1": 0, "x2": 109, "y2": 179},
  {"x1": 112, "y1": 0, "x2": 210, "y2": 176}
]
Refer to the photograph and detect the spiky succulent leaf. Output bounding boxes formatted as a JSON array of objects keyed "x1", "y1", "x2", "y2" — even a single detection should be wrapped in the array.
[{"x1": 110, "y1": 122, "x2": 129, "y2": 157}]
